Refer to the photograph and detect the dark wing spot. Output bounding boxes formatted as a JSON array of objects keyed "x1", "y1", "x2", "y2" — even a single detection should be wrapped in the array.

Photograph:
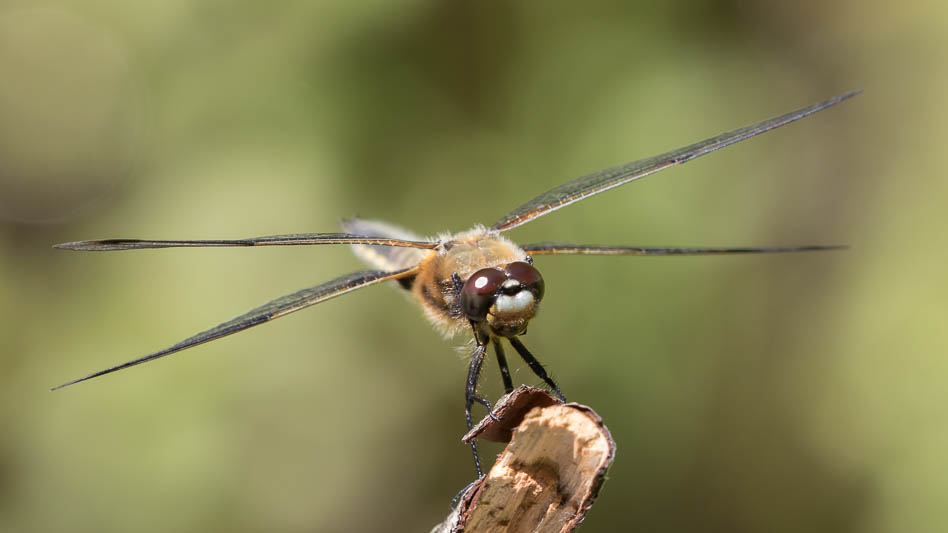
[{"x1": 397, "y1": 274, "x2": 416, "y2": 290}]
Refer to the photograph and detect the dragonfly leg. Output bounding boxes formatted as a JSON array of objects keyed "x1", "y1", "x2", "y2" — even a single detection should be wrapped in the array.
[
  {"x1": 454, "y1": 271, "x2": 505, "y2": 477},
  {"x1": 492, "y1": 337, "x2": 514, "y2": 394},
  {"x1": 466, "y1": 342, "x2": 498, "y2": 422},
  {"x1": 465, "y1": 341, "x2": 496, "y2": 478},
  {"x1": 508, "y1": 336, "x2": 567, "y2": 402},
  {"x1": 456, "y1": 271, "x2": 499, "y2": 421}
]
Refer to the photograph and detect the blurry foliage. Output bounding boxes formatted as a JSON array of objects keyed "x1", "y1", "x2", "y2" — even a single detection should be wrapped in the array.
[{"x1": 1, "y1": 1, "x2": 945, "y2": 532}]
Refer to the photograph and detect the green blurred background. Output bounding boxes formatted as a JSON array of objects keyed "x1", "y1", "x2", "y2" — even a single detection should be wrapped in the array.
[{"x1": 1, "y1": 1, "x2": 944, "y2": 532}]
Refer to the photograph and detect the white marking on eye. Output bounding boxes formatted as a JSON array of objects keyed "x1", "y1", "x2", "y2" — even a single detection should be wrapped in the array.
[{"x1": 474, "y1": 276, "x2": 489, "y2": 289}]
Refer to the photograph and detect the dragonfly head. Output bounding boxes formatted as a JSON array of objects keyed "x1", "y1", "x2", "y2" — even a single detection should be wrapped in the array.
[{"x1": 460, "y1": 261, "x2": 544, "y2": 337}]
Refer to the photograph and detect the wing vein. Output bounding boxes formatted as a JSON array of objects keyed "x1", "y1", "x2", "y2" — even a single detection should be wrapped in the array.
[
  {"x1": 523, "y1": 243, "x2": 847, "y2": 255},
  {"x1": 54, "y1": 233, "x2": 438, "y2": 251},
  {"x1": 51, "y1": 267, "x2": 418, "y2": 390},
  {"x1": 491, "y1": 91, "x2": 860, "y2": 232}
]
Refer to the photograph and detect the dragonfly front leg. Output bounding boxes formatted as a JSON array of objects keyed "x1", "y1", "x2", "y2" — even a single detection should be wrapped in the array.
[
  {"x1": 453, "y1": 271, "x2": 503, "y2": 477},
  {"x1": 508, "y1": 336, "x2": 567, "y2": 402},
  {"x1": 465, "y1": 341, "x2": 499, "y2": 478},
  {"x1": 492, "y1": 337, "x2": 514, "y2": 394}
]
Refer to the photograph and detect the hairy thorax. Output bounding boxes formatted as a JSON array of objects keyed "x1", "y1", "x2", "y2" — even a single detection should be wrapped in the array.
[{"x1": 412, "y1": 226, "x2": 529, "y2": 336}]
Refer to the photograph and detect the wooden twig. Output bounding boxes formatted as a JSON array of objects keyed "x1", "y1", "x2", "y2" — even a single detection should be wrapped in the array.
[{"x1": 432, "y1": 387, "x2": 615, "y2": 533}]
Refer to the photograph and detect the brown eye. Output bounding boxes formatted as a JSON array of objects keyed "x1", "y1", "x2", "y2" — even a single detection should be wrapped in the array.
[
  {"x1": 461, "y1": 267, "x2": 506, "y2": 321},
  {"x1": 505, "y1": 261, "x2": 544, "y2": 301}
]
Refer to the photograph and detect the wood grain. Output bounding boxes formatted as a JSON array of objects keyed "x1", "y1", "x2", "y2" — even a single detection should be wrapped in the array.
[{"x1": 433, "y1": 387, "x2": 615, "y2": 533}]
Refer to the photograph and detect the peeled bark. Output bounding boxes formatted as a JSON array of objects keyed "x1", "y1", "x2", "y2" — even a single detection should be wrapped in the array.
[{"x1": 432, "y1": 386, "x2": 615, "y2": 533}]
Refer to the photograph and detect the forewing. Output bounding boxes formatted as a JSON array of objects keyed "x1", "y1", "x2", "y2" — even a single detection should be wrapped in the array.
[
  {"x1": 54, "y1": 233, "x2": 438, "y2": 251},
  {"x1": 491, "y1": 91, "x2": 860, "y2": 232},
  {"x1": 523, "y1": 243, "x2": 846, "y2": 255},
  {"x1": 52, "y1": 267, "x2": 418, "y2": 390}
]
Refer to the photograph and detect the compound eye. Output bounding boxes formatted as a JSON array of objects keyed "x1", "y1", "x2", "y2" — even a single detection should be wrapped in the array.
[
  {"x1": 461, "y1": 267, "x2": 506, "y2": 321},
  {"x1": 505, "y1": 261, "x2": 544, "y2": 300}
]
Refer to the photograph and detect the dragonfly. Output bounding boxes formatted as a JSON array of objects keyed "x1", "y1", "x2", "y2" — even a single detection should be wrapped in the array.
[{"x1": 53, "y1": 90, "x2": 859, "y2": 476}]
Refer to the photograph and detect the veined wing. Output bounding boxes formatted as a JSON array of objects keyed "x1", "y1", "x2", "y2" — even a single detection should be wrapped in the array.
[
  {"x1": 523, "y1": 243, "x2": 846, "y2": 255},
  {"x1": 491, "y1": 91, "x2": 861, "y2": 232},
  {"x1": 54, "y1": 233, "x2": 438, "y2": 251},
  {"x1": 51, "y1": 267, "x2": 418, "y2": 390}
]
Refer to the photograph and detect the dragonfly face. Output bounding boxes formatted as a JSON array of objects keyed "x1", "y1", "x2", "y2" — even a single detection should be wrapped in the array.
[
  {"x1": 461, "y1": 261, "x2": 545, "y2": 338},
  {"x1": 51, "y1": 91, "x2": 860, "y2": 477}
]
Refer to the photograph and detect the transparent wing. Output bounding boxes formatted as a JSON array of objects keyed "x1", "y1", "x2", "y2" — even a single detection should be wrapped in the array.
[
  {"x1": 54, "y1": 233, "x2": 438, "y2": 251},
  {"x1": 51, "y1": 267, "x2": 418, "y2": 390},
  {"x1": 522, "y1": 243, "x2": 846, "y2": 255},
  {"x1": 491, "y1": 91, "x2": 861, "y2": 232}
]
